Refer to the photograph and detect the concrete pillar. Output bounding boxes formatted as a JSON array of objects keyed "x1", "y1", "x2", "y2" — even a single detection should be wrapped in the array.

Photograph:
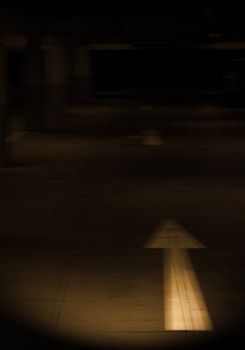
[
  {"x1": 69, "y1": 45, "x2": 91, "y2": 103},
  {"x1": 24, "y1": 39, "x2": 45, "y2": 130},
  {"x1": 44, "y1": 43, "x2": 67, "y2": 116},
  {"x1": 0, "y1": 45, "x2": 8, "y2": 166}
]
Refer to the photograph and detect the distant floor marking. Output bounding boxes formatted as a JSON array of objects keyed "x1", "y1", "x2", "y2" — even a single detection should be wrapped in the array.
[
  {"x1": 6, "y1": 131, "x2": 28, "y2": 144},
  {"x1": 143, "y1": 129, "x2": 163, "y2": 146},
  {"x1": 144, "y1": 220, "x2": 213, "y2": 331},
  {"x1": 204, "y1": 105, "x2": 216, "y2": 114}
]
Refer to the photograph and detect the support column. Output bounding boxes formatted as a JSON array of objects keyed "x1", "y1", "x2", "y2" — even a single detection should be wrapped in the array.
[
  {"x1": 24, "y1": 39, "x2": 45, "y2": 130},
  {"x1": 44, "y1": 41, "x2": 67, "y2": 117},
  {"x1": 0, "y1": 44, "x2": 8, "y2": 167},
  {"x1": 69, "y1": 45, "x2": 91, "y2": 103}
]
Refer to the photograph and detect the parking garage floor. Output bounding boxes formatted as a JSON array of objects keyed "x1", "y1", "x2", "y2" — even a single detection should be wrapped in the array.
[{"x1": 0, "y1": 106, "x2": 245, "y2": 349}]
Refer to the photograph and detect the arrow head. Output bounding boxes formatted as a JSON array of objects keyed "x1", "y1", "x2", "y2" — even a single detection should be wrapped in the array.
[{"x1": 144, "y1": 220, "x2": 205, "y2": 249}]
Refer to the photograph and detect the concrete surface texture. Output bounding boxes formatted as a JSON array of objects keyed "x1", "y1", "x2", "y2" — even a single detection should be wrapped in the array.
[{"x1": 0, "y1": 111, "x2": 244, "y2": 349}]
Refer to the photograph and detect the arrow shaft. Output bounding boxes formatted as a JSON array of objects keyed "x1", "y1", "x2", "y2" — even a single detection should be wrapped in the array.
[{"x1": 163, "y1": 249, "x2": 213, "y2": 331}]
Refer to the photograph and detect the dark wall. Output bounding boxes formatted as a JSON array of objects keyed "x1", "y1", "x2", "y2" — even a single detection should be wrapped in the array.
[{"x1": 91, "y1": 49, "x2": 245, "y2": 95}]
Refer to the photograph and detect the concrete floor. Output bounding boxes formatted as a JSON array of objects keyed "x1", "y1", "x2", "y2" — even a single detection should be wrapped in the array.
[{"x1": 0, "y1": 110, "x2": 245, "y2": 349}]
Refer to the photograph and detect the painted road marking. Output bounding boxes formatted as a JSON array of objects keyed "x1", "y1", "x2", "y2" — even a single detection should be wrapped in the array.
[
  {"x1": 204, "y1": 105, "x2": 217, "y2": 115},
  {"x1": 144, "y1": 220, "x2": 213, "y2": 331},
  {"x1": 6, "y1": 131, "x2": 28, "y2": 144},
  {"x1": 143, "y1": 129, "x2": 163, "y2": 146},
  {"x1": 126, "y1": 129, "x2": 163, "y2": 145}
]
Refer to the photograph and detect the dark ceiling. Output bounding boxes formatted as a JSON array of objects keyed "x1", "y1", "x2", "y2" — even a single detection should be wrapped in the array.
[
  {"x1": 1, "y1": 0, "x2": 241, "y2": 20},
  {"x1": 1, "y1": 0, "x2": 245, "y2": 44}
]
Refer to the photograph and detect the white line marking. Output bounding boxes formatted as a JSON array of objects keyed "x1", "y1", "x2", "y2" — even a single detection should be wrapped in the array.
[
  {"x1": 164, "y1": 249, "x2": 213, "y2": 331},
  {"x1": 144, "y1": 220, "x2": 213, "y2": 331}
]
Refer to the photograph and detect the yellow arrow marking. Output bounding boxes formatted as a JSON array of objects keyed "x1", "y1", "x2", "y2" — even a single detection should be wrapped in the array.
[{"x1": 145, "y1": 220, "x2": 213, "y2": 331}]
